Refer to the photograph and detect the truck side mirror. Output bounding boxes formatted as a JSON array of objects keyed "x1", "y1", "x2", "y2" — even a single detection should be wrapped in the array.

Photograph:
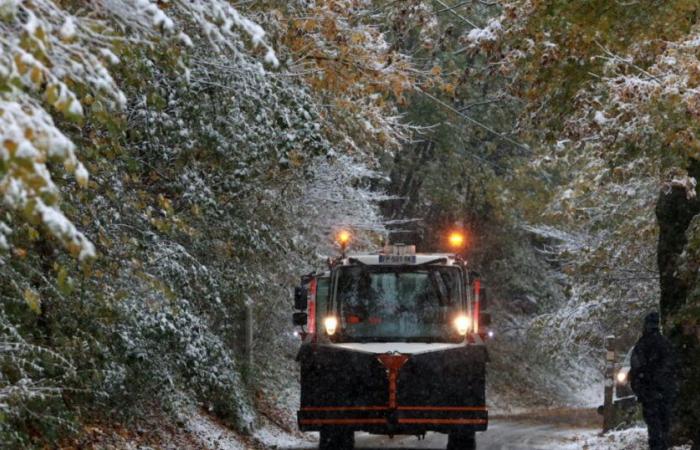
[
  {"x1": 480, "y1": 312, "x2": 491, "y2": 327},
  {"x1": 293, "y1": 312, "x2": 308, "y2": 327},
  {"x1": 294, "y1": 286, "x2": 308, "y2": 310},
  {"x1": 480, "y1": 288, "x2": 488, "y2": 310}
]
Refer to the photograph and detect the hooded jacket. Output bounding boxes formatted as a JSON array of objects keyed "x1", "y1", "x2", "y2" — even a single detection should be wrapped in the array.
[{"x1": 629, "y1": 314, "x2": 679, "y2": 403}]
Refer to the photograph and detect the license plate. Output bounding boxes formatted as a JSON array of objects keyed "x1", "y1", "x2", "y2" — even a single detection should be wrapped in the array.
[{"x1": 379, "y1": 255, "x2": 416, "y2": 264}]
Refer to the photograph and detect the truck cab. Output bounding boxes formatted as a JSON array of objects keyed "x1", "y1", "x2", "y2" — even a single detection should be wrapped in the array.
[{"x1": 293, "y1": 241, "x2": 490, "y2": 450}]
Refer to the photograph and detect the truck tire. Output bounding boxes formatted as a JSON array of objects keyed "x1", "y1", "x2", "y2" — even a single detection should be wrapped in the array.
[
  {"x1": 319, "y1": 428, "x2": 354, "y2": 450},
  {"x1": 447, "y1": 431, "x2": 476, "y2": 450}
]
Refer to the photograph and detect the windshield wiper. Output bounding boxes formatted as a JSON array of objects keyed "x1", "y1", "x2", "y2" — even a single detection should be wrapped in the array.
[
  {"x1": 429, "y1": 270, "x2": 449, "y2": 306},
  {"x1": 347, "y1": 258, "x2": 367, "y2": 266}
]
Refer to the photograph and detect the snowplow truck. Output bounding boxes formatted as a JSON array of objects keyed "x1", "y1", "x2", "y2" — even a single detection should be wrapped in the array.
[{"x1": 292, "y1": 243, "x2": 490, "y2": 450}]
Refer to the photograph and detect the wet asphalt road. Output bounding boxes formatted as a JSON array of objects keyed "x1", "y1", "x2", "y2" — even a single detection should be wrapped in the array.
[{"x1": 287, "y1": 417, "x2": 594, "y2": 450}]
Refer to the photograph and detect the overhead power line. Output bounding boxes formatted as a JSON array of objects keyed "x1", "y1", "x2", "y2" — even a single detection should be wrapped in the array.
[
  {"x1": 436, "y1": 1, "x2": 472, "y2": 13},
  {"x1": 434, "y1": 0, "x2": 482, "y2": 29},
  {"x1": 416, "y1": 87, "x2": 531, "y2": 153}
]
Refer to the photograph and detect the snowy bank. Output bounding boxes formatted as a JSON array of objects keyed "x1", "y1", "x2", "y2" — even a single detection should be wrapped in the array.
[{"x1": 570, "y1": 426, "x2": 692, "y2": 450}]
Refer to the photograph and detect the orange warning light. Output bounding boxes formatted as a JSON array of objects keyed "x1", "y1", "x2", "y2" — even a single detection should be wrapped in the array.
[
  {"x1": 448, "y1": 231, "x2": 466, "y2": 248},
  {"x1": 337, "y1": 230, "x2": 351, "y2": 246}
]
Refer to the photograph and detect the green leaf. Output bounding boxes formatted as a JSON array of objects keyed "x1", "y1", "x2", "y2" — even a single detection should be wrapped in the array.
[
  {"x1": 57, "y1": 266, "x2": 75, "y2": 296},
  {"x1": 22, "y1": 288, "x2": 41, "y2": 314}
]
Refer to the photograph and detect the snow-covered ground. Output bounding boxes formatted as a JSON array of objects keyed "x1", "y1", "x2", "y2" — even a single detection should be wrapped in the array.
[
  {"x1": 185, "y1": 411, "x2": 315, "y2": 449},
  {"x1": 570, "y1": 426, "x2": 691, "y2": 450},
  {"x1": 352, "y1": 422, "x2": 692, "y2": 450},
  {"x1": 252, "y1": 417, "x2": 315, "y2": 449},
  {"x1": 78, "y1": 410, "x2": 694, "y2": 449}
]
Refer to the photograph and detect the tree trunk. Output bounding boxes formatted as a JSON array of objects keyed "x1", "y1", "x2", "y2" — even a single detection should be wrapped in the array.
[
  {"x1": 655, "y1": 159, "x2": 700, "y2": 446},
  {"x1": 656, "y1": 189, "x2": 698, "y2": 317}
]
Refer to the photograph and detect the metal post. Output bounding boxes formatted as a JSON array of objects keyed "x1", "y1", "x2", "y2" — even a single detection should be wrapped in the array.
[
  {"x1": 244, "y1": 304, "x2": 253, "y2": 368},
  {"x1": 603, "y1": 335, "x2": 616, "y2": 432}
]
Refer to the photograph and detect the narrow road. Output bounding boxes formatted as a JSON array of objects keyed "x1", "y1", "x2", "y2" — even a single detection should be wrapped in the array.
[
  {"x1": 285, "y1": 417, "x2": 597, "y2": 450},
  {"x1": 354, "y1": 418, "x2": 591, "y2": 449}
]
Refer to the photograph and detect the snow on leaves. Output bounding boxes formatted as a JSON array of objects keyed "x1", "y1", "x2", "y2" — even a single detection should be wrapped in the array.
[
  {"x1": 483, "y1": 0, "x2": 700, "y2": 381},
  {"x1": 0, "y1": 96, "x2": 94, "y2": 260},
  {"x1": 0, "y1": 0, "x2": 278, "y2": 259},
  {"x1": 279, "y1": 0, "x2": 416, "y2": 155},
  {"x1": 462, "y1": 19, "x2": 503, "y2": 53}
]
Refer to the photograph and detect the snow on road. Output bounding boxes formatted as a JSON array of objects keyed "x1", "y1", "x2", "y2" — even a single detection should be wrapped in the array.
[
  {"x1": 577, "y1": 427, "x2": 690, "y2": 450},
  {"x1": 283, "y1": 419, "x2": 692, "y2": 450},
  {"x1": 183, "y1": 410, "x2": 693, "y2": 450},
  {"x1": 281, "y1": 418, "x2": 595, "y2": 450},
  {"x1": 352, "y1": 419, "x2": 594, "y2": 450}
]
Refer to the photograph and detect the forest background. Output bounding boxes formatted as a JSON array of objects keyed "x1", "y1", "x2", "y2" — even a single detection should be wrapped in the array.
[{"x1": 1, "y1": 0, "x2": 698, "y2": 447}]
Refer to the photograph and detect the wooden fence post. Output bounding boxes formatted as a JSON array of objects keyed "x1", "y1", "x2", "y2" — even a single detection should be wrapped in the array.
[{"x1": 603, "y1": 335, "x2": 616, "y2": 432}]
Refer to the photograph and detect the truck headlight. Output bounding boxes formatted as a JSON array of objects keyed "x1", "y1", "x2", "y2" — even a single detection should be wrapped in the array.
[
  {"x1": 324, "y1": 316, "x2": 338, "y2": 336},
  {"x1": 617, "y1": 370, "x2": 627, "y2": 383},
  {"x1": 454, "y1": 315, "x2": 471, "y2": 336}
]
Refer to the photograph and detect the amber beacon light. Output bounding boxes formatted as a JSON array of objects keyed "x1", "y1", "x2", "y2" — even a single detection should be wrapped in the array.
[
  {"x1": 336, "y1": 229, "x2": 352, "y2": 257},
  {"x1": 448, "y1": 231, "x2": 466, "y2": 249},
  {"x1": 337, "y1": 230, "x2": 351, "y2": 246}
]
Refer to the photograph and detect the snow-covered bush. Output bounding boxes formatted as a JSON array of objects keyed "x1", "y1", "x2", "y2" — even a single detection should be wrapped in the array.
[
  {"x1": 0, "y1": 0, "x2": 279, "y2": 259},
  {"x1": 0, "y1": 309, "x2": 76, "y2": 446},
  {"x1": 112, "y1": 294, "x2": 254, "y2": 427}
]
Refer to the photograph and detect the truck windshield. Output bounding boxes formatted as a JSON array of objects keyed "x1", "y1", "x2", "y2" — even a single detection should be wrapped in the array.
[{"x1": 334, "y1": 265, "x2": 463, "y2": 342}]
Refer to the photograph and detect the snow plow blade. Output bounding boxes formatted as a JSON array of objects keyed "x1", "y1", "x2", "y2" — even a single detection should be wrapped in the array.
[{"x1": 297, "y1": 344, "x2": 488, "y2": 433}]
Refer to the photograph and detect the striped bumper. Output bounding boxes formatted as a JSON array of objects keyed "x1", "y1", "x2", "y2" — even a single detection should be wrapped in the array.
[{"x1": 298, "y1": 405, "x2": 488, "y2": 431}]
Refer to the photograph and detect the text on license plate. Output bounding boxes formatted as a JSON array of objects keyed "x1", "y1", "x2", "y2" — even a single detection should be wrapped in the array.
[{"x1": 378, "y1": 255, "x2": 417, "y2": 264}]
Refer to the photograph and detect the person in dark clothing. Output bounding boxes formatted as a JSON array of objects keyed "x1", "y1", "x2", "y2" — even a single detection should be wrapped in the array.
[{"x1": 629, "y1": 312, "x2": 679, "y2": 450}]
